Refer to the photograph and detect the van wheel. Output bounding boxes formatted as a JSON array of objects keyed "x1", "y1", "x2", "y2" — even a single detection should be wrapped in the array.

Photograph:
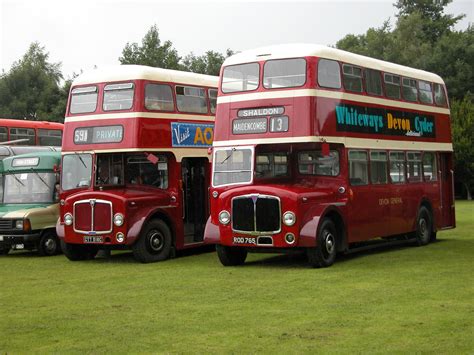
[
  {"x1": 216, "y1": 245, "x2": 247, "y2": 266},
  {"x1": 38, "y1": 231, "x2": 60, "y2": 256},
  {"x1": 61, "y1": 240, "x2": 98, "y2": 261},
  {"x1": 416, "y1": 207, "x2": 433, "y2": 246},
  {"x1": 307, "y1": 218, "x2": 337, "y2": 268},
  {"x1": 133, "y1": 219, "x2": 172, "y2": 263}
]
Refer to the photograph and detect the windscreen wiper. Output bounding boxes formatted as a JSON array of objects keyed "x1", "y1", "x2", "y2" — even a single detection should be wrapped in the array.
[
  {"x1": 219, "y1": 147, "x2": 236, "y2": 164},
  {"x1": 11, "y1": 174, "x2": 25, "y2": 187},
  {"x1": 30, "y1": 168, "x2": 51, "y2": 189},
  {"x1": 74, "y1": 152, "x2": 87, "y2": 168}
]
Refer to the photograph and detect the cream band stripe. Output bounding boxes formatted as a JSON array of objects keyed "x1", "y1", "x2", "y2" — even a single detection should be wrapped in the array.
[
  {"x1": 213, "y1": 136, "x2": 453, "y2": 152},
  {"x1": 216, "y1": 89, "x2": 450, "y2": 115},
  {"x1": 65, "y1": 112, "x2": 215, "y2": 123}
]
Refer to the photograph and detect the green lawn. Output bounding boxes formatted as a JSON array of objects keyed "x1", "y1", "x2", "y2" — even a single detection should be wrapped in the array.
[{"x1": 1, "y1": 202, "x2": 473, "y2": 353}]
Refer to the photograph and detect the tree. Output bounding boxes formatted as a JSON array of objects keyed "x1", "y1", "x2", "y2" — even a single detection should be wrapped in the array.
[
  {"x1": 451, "y1": 95, "x2": 474, "y2": 199},
  {"x1": 182, "y1": 49, "x2": 234, "y2": 76},
  {"x1": 119, "y1": 25, "x2": 181, "y2": 70},
  {"x1": 0, "y1": 42, "x2": 63, "y2": 121}
]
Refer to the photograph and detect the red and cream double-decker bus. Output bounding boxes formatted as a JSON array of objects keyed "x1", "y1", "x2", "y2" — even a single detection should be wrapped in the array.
[
  {"x1": 204, "y1": 44, "x2": 455, "y2": 268},
  {"x1": 57, "y1": 65, "x2": 218, "y2": 263}
]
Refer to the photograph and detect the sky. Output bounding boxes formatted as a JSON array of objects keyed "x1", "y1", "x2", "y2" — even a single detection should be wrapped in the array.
[{"x1": 0, "y1": 0, "x2": 472, "y2": 79}]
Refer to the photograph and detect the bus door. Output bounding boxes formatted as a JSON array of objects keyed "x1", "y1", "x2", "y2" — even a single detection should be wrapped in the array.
[
  {"x1": 181, "y1": 158, "x2": 208, "y2": 243},
  {"x1": 439, "y1": 153, "x2": 455, "y2": 228}
]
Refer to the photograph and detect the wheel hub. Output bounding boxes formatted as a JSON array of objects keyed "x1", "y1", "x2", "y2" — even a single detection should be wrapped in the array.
[
  {"x1": 148, "y1": 231, "x2": 164, "y2": 252},
  {"x1": 325, "y1": 233, "x2": 335, "y2": 254}
]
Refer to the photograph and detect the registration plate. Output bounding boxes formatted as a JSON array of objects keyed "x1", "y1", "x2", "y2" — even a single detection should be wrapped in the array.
[
  {"x1": 233, "y1": 236, "x2": 257, "y2": 245},
  {"x1": 0, "y1": 236, "x2": 3, "y2": 241},
  {"x1": 83, "y1": 236, "x2": 103, "y2": 243},
  {"x1": 13, "y1": 244, "x2": 24, "y2": 250}
]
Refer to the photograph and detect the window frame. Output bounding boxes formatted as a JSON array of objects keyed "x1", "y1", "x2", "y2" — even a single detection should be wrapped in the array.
[
  {"x1": 418, "y1": 80, "x2": 434, "y2": 105},
  {"x1": 342, "y1": 63, "x2": 363, "y2": 93},
  {"x1": 389, "y1": 151, "x2": 406, "y2": 184},
  {"x1": 348, "y1": 149, "x2": 369, "y2": 186},
  {"x1": 263, "y1": 58, "x2": 307, "y2": 90},
  {"x1": 70, "y1": 85, "x2": 98, "y2": 114},
  {"x1": 144, "y1": 83, "x2": 175, "y2": 112},
  {"x1": 365, "y1": 68, "x2": 383, "y2": 97},
  {"x1": 422, "y1": 152, "x2": 438, "y2": 182},
  {"x1": 369, "y1": 150, "x2": 388, "y2": 185},
  {"x1": 317, "y1": 58, "x2": 342, "y2": 89},
  {"x1": 221, "y1": 62, "x2": 260, "y2": 94},
  {"x1": 384, "y1": 73, "x2": 401, "y2": 100},
  {"x1": 433, "y1": 83, "x2": 448, "y2": 107},
  {"x1": 102, "y1": 82, "x2": 135, "y2": 112},
  {"x1": 175, "y1": 85, "x2": 209, "y2": 114},
  {"x1": 402, "y1": 77, "x2": 418, "y2": 102},
  {"x1": 406, "y1": 151, "x2": 423, "y2": 183},
  {"x1": 298, "y1": 150, "x2": 340, "y2": 177}
]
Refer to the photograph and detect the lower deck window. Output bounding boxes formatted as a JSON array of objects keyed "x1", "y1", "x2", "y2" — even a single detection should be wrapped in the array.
[
  {"x1": 298, "y1": 150, "x2": 339, "y2": 176},
  {"x1": 423, "y1": 152, "x2": 437, "y2": 181},
  {"x1": 349, "y1": 150, "x2": 368, "y2": 185},
  {"x1": 256, "y1": 152, "x2": 289, "y2": 178},
  {"x1": 370, "y1": 151, "x2": 388, "y2": 184},
  {"x1": 390, "y1": 151, "x2": 406, "y2": 183},
  {"x1": 407, "y1": 152, "x2": 422, "y2": 182}
]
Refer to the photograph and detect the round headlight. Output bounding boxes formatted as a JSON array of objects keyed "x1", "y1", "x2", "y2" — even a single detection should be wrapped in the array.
[
  {"x1": 64, "y1": 213, "x2": 73, "y2": 226},
  {"x1": 116, "y1": 232, "x2": 125, "y2": 243},
  {"x1": 218, "y1": 210, "x2": 230, "y2": 225},
  {"x1": 114, "y1": 213, "x2": 124, "y2": 227},
  {"x1": 283, "y1": 211, "x2": 296, "y2": 226},
  {"x1": 15, "y1": 220, "x2": 23, "y2": 229}
]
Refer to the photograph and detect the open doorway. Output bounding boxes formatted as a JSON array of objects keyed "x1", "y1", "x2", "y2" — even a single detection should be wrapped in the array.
[{"x1": 181, "y1": 158, "x2": 208, "y2": 244}]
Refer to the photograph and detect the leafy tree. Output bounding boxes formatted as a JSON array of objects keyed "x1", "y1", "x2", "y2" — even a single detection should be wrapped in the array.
[
  {"x1": 119, "y1": 25, "x2": 181, "y2": 70},
  {"x1": 451, "y1": 95, "x2": 474, "y2": 199},
  {"x1": 0, "y1": 42, "x2": 63, "y2": 121},
  {"x1": 182, "y1": 49, "x2": 234, "y2": 76}
]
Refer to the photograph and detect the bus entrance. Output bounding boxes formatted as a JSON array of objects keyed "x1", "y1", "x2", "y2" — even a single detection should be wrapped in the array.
[
  {"x1": 182, "y1": 158, "x2": 208, "y2": 244},
  {"x1": 440, "y1": 153, "x2": 455, "y2": 228}
]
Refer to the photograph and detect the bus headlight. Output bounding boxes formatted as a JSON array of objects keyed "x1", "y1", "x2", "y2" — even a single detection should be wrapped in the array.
[
  {"x1": 283, "y1": 211, "x2": 296, "y2": 226},
  {"x1": 64, "y1": 213, "x2": 73, "y2": 226},
  {"x1": 114, "y1": 213, "x2": 124, "y2": 227},
  {"x1": 219, "y1": 210, "x2": 230, "y2": 225}
]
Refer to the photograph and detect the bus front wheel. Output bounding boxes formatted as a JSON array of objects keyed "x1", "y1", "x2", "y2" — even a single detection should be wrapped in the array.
[
  {"x1": 216, "y1": 245, "x2": 247, "y2": 266},
  {"x1": 61, "y1": 240, "x2": 98, "y2": 261},
  {"x1": 307, "y1": 218, "x2": 337, "y2": 268},
  {"x1": 133, "y1": 219, "x2": 172, "y2": 263},
  {"x1": 415, "y1": 207, "x2": 433, "y2": 246}
]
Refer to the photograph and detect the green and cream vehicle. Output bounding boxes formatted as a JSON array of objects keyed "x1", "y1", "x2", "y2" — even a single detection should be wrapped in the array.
[{"x1": 0, "y1": 151, "x2": 61, "y2": 256}]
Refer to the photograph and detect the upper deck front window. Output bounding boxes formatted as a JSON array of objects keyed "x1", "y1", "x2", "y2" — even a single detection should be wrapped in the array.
[
  {"x1": 103, "y1": 83, "x2": 134, "y2": 111},
  {"x1": 70, "y1": 86, "x2": 98, "y2": 114},
  {"x1": 222, "y1": 63, "x2": 259, "y2": 93},
  {"x1": 263, "y1": 58, "x2": 306, "y2": 89},
  {"x1": 318, "y1": 59, "x2": 341, "y2": 89}
]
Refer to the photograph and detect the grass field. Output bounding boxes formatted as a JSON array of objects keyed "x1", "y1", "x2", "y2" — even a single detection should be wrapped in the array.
[{"x1": 0, "y1": 201, "x2": 473, "y2": 353}]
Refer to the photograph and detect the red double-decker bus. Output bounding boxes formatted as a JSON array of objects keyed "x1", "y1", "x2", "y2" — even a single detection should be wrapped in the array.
[
  {"x1": 0, "y1": 118, "x2": 63, "y2": 146},
  {"x1": 57, "y1": 65, "x2": 218, "y2": 262},
  {"x1": 205, "y1": 44, "x2": 455, "y2": 268}
]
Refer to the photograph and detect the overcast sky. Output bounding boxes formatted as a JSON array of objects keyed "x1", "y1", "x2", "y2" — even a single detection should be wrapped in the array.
[{"x1": 0, "y1": 0, "x2": 472, "y2": 79}]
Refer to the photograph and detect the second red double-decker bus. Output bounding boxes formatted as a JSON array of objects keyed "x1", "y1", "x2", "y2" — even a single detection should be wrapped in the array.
[
  {"x1": 205, "y1": 44, "x2": 455, "y2": 268},
  {"x1": 57, "y1": 65, "x2": 218, "y2": 263}
]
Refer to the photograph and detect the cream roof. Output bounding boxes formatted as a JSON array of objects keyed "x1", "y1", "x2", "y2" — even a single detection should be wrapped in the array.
[
  {"x1": 73, "y1": 65, "x2": 218, "y2": 87},
  {"x1": 224, "y1": 43, "x2": 444, "y2": 84}
]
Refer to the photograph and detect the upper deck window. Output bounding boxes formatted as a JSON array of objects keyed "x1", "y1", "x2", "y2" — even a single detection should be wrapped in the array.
[
  {"x1": 70, "y1": 86, "x2": 98, "y2": 114},
  {"x1": 318, "y1": 59, "x2": 341, "y2": 89},
  {"x1": 38, "y1": 129, "x2": 62, "y2": 146},
  {"x1": 103, "y1": 82, "x2": 134, "y2": 111},
  {"x1": 0, "y1": 127, "x2": 7, "y2": 142},
  {"x1": 222, "y1": 63, "x2": 259, "y2": 93},
  {"x1": 434, "y1": 83, "x2": 447, "y2": 106},
  {"x1": 10, "y1": 128, "x2": 35, "y2": 145},
  {"x1": 418, "y1": 81, "x2": 433, "y2": 104},
  {"x1": 402, "y1": 77, "x2": 418, "y2": 102},
  {"x1": 365, "y1": 69, "x2": 383, "y2": 96},
  {"x1": 176, "y1": 86, "x2": 207, "y2": 114},
  {"x1": 342, "y1": 64, "x2": 363, "y2": 93},
  {"x1": 145, "y1": 84, "x2": 174, "y2": 111},
  {"x1": 384, "y1": 73, "x2": 401, "y2": 100},
  {"x1": 263, "y1": 58, "x2": 306, "y2": 89},
  {"x1": 209, "y1": 89, "x2": 217, "y2": 114}
]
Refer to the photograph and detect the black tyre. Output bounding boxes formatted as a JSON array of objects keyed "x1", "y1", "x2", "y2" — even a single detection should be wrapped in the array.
[
  {"x1": 61, "y1": 240, "x2": 98, "y2": 261},
  {"x1": 216, "y1": 245, "x2": 247, "y2": 266},
  {"x1": 133, "y1": 219, "x2": 172, "y2": 263},
  {"x1": 307, "y1": 218, "x2": 337, "y2": 268},
  {"x1": 415, "y1": 206, "x2": 433, "y2": 246},
  {"x1": 38, "y1": 231, "x2": 60, "y2": 256}
]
